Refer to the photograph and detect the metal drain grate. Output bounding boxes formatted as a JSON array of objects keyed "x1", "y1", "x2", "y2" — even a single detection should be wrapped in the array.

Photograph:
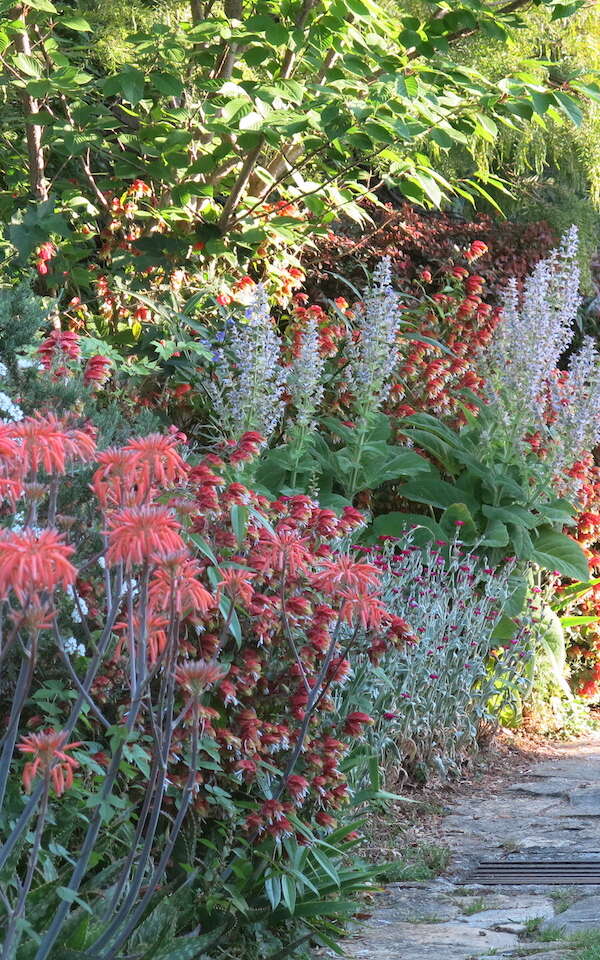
[{"x1": 470, "y1": 860, "x2": 600, "y2": 885}]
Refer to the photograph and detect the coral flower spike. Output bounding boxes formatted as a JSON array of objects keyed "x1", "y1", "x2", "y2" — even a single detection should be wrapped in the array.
[
  {"x1": 149, "y1": 550, "x2": 214, "y2": 616},
  {"x1": 0, "y1": 528, "x2": 76, "y2": 602},
  {"x1": 124, "y1": 433, "x2": 188, "y2": 488},
  {"x1": 175, "y1": 660, "x2": 228, "y2": 700},
  {"x1": 312, "y1": 555, "x2": 380, "y2": 593},
  {"x1": 11, "y1": 413, "x2": 96, "y2": 476},
  {"x1": 105, "y1": 504, "x2": 185, "y2": 568},
  {"x1": 17, "y1": 729, "x2": 81, "y2": 796}
]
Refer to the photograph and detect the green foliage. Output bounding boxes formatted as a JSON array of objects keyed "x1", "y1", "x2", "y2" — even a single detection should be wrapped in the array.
[
  {"x1": 0, "y1": 0, "x2": 593, "y2": 292},
  {"x1": 374, "y1": 407, "x2": 589, "y2": 580},
  {"x1": 0, "y1": 279, "x2": 52, "y2": 367},
  {"x1": 431, "y1": 6, "x2": 600, "y2": 286}
]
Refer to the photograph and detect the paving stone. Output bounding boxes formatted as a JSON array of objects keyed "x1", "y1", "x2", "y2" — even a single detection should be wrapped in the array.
[
  {"x1": 540, "y1": 895, "x2": 600, "y2": 933},
  {"x1": 459, "y1": 902, "x2": 554, "y2": 927},
  {"x1": 365, "y1": 888, "x2": 460, "y2": 922},
  {"x1": 345, "y1": 921, "x2": 519, "y2": 956},
  {"x1": 479, "y1": 953, "x2": 573, "y2": 960},
  {"x1": 506, "y1": 778, "x2": 576, "y2": 798}
]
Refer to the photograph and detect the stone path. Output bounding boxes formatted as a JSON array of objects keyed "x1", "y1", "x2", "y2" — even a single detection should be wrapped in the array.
[{"x1": 345, "y1": 738, "x2": 600, "y2": 960}]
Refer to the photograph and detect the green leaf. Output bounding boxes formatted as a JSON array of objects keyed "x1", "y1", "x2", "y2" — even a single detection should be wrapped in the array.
[
  {"x1": 56, "y1": 887, "x2": 93, "y2": 915},
  {"x1": 293, "y1": 899, "x2": 357, "y2": 918},
  {"x1": 536, "y1": 605, "x2": 572, "y2": 699},
  {"x1": 312, "y1": 848, "x2": 341, "y2": 887},
  {"x1": 60, "y1": 16, "x2": 92, "y2": 31},
  {"x1": 363, "y1": 121, "x2": 395, "y2": 144},
  {"x1": 346, "y1": 0, "x2": 371, "y2": 16},
  {"x1": 151, "y1": 72, "x2": 184, "y2": 97},
  {"x1": 230, "y1": 504, "x2": 248, "y2": 547},
  {"x1": 560, "y1": 615, "x2": 600, "y2": 627},
  {"x1": 265, "y1": 873, "x2": 282, "y2": 910},
  {"x1": 482, "y1": 517, "x2": 509, "y2": 547},
  {"x1": 27, "y1": 0, "x2": 57, "y2": 10},
  {"x1": 439, "y1": 503, "x2": 478, "y2": 542},
  {"x1": 533, "y1": 498, "x2": 575, "y2": 526},
  {"x1": 550, "y1": 577, "x2": 600, "y2": 609},
  {"x1": 554, "y1": 90, "x2": 583, "y2": 126},
  {"x1": 369, "y1": 447, "x2": 430, "y2": 484},
  {"x1": 281, "y1": 874, "x2": 297, "y2": 914},
  {"x1": 120, "y1": 68, "x2": 145, "y2": 105},
  {"x1": 400, "y1": 474, "x2": 471, "y2": 510},
  {"x1": 13, "y1": 53, "x2": 43, "y2": 78},
  {"x1": 188, "y1": 533, "x2": 219, "y2": 566},
  {"x1": 530, "y1": 529, "x2": 590, "y2": 580},
  {"x1": 370, "y1": 511, "x2": 444, "y2": 544}
]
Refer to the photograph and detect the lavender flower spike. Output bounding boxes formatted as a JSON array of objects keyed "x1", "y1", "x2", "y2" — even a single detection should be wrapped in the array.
[
  {"x1": 481, "y1": 226, "x2": 581, "y2": 430},
  {"x1": 349, "y1": 256, "x2": 400, "y2": 412},
  {"x1": 209, "y1": 284, "x2": 288, "y2": 440},
  {"x1": 288, "y1": 316, "x2": 325, "y2": 429}
]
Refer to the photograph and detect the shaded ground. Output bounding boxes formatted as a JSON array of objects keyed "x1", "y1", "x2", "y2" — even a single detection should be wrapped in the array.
[{"x1": 344, "y1": 737, "x2": 600, "y2": 960}]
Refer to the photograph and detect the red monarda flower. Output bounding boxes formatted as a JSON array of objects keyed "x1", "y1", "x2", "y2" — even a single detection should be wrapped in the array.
[
  {"x1": 38, "y1": 330, "x2": 81, "y2": 371},
  {"x1": 124, "y1": 433, "x2": 188, "y2": 488},
  {"x1": 105, "y1": 505, "x2": 185, "y2": 567},
  {"x1": 315, "y1": 810, "x2": 337, "y2": 831},
  {"x1": 17, "y1": 729, "x2": 80, "y2": 796},
  {"x1": 11, "y1": 414, "x2": 96, "y2": 476},
  {"x1": 343, "y1": 711, "x2": 374, "y2": 736},
  {"x1": 84, "y1": 355, "x2": 112, "y2": 387},
  {"x1": 287, "y1": 774, "x2": 310, "y2": 805},
  {"x1": 312, "y1": 556, "x2": 380, "y2": 593},
  {"x1": 0, "y1": 528, "x2": 76, "y2": 602},
  {"x1": 149, "y1": 551, "x2": 213, "y2": 615},
  {"x1": 175, "y1": 660, "x2": 228, "y2": 699}
]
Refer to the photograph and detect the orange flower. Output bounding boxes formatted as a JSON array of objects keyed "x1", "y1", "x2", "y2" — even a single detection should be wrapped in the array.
[
  {"x1": 175, "y1": 660, "x2": 228, "y2": 699},
  {"x1": 114, "y1": 609, "x2": 170, "y2": 664},
  {"x1": 216, "y1": 567, "x2": 255, "y2": 606},
  {"x1": 0, "y1": 528, "x2": 76, "y2": 601},
  {"x1": 11, "y1": 414, "x2": 96, "y2": 476},
  {"x1": 338, "y1": 584, "x2": 386, "y2": 630},
  {"x1": 10, "y1": 599, "x2": 54, "y2": 632},
  {"x1": 0, "y1": 475, "x2": 24, "y2": 506},
  {"x1": 17, "y1": 729, "x2": 80, "y2": 796},
  {"x1": 124, "y1": 433, "x2": 188, "y2": 489},
  {"x1": 149, "y1": 551, "x2": 213, "y2": 616},
  {"x1": 311, "y1": 556, "x2": 380, "y2": 593},
  {"x1": 92, "y1": 447, "x2": 144, "y2": 508},
  {"x1": 252, "y1": 528, "x2": 311, "y2": 575},
  {"x1": 0, "y1": 423, "x2": 20, "y2": 460},
  {"x1": 106, "y1": 505, "x2": 185, "y2": 568}
]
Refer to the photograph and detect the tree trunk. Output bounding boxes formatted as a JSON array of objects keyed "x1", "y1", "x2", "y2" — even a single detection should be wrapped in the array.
[{"x1": 12, "y1": 5, "x2": 47, "y2": 201}]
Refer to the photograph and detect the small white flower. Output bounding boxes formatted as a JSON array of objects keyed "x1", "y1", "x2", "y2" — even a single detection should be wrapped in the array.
[
  {"x1": 0, "y1": 361, "x2": 7, "y2": 378},
  {"x1": 16, "y1": 356, "x2": 41, "y2": 370},
  {"x1": 0, "y1": 391, "x2": 24, "y2": 422},
  {"x1": 63, "y1": 636, "x2": 79, "y2": 655},
  {"x1": 70, "y1": 591, "x2": 89, "y2": 623}
]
